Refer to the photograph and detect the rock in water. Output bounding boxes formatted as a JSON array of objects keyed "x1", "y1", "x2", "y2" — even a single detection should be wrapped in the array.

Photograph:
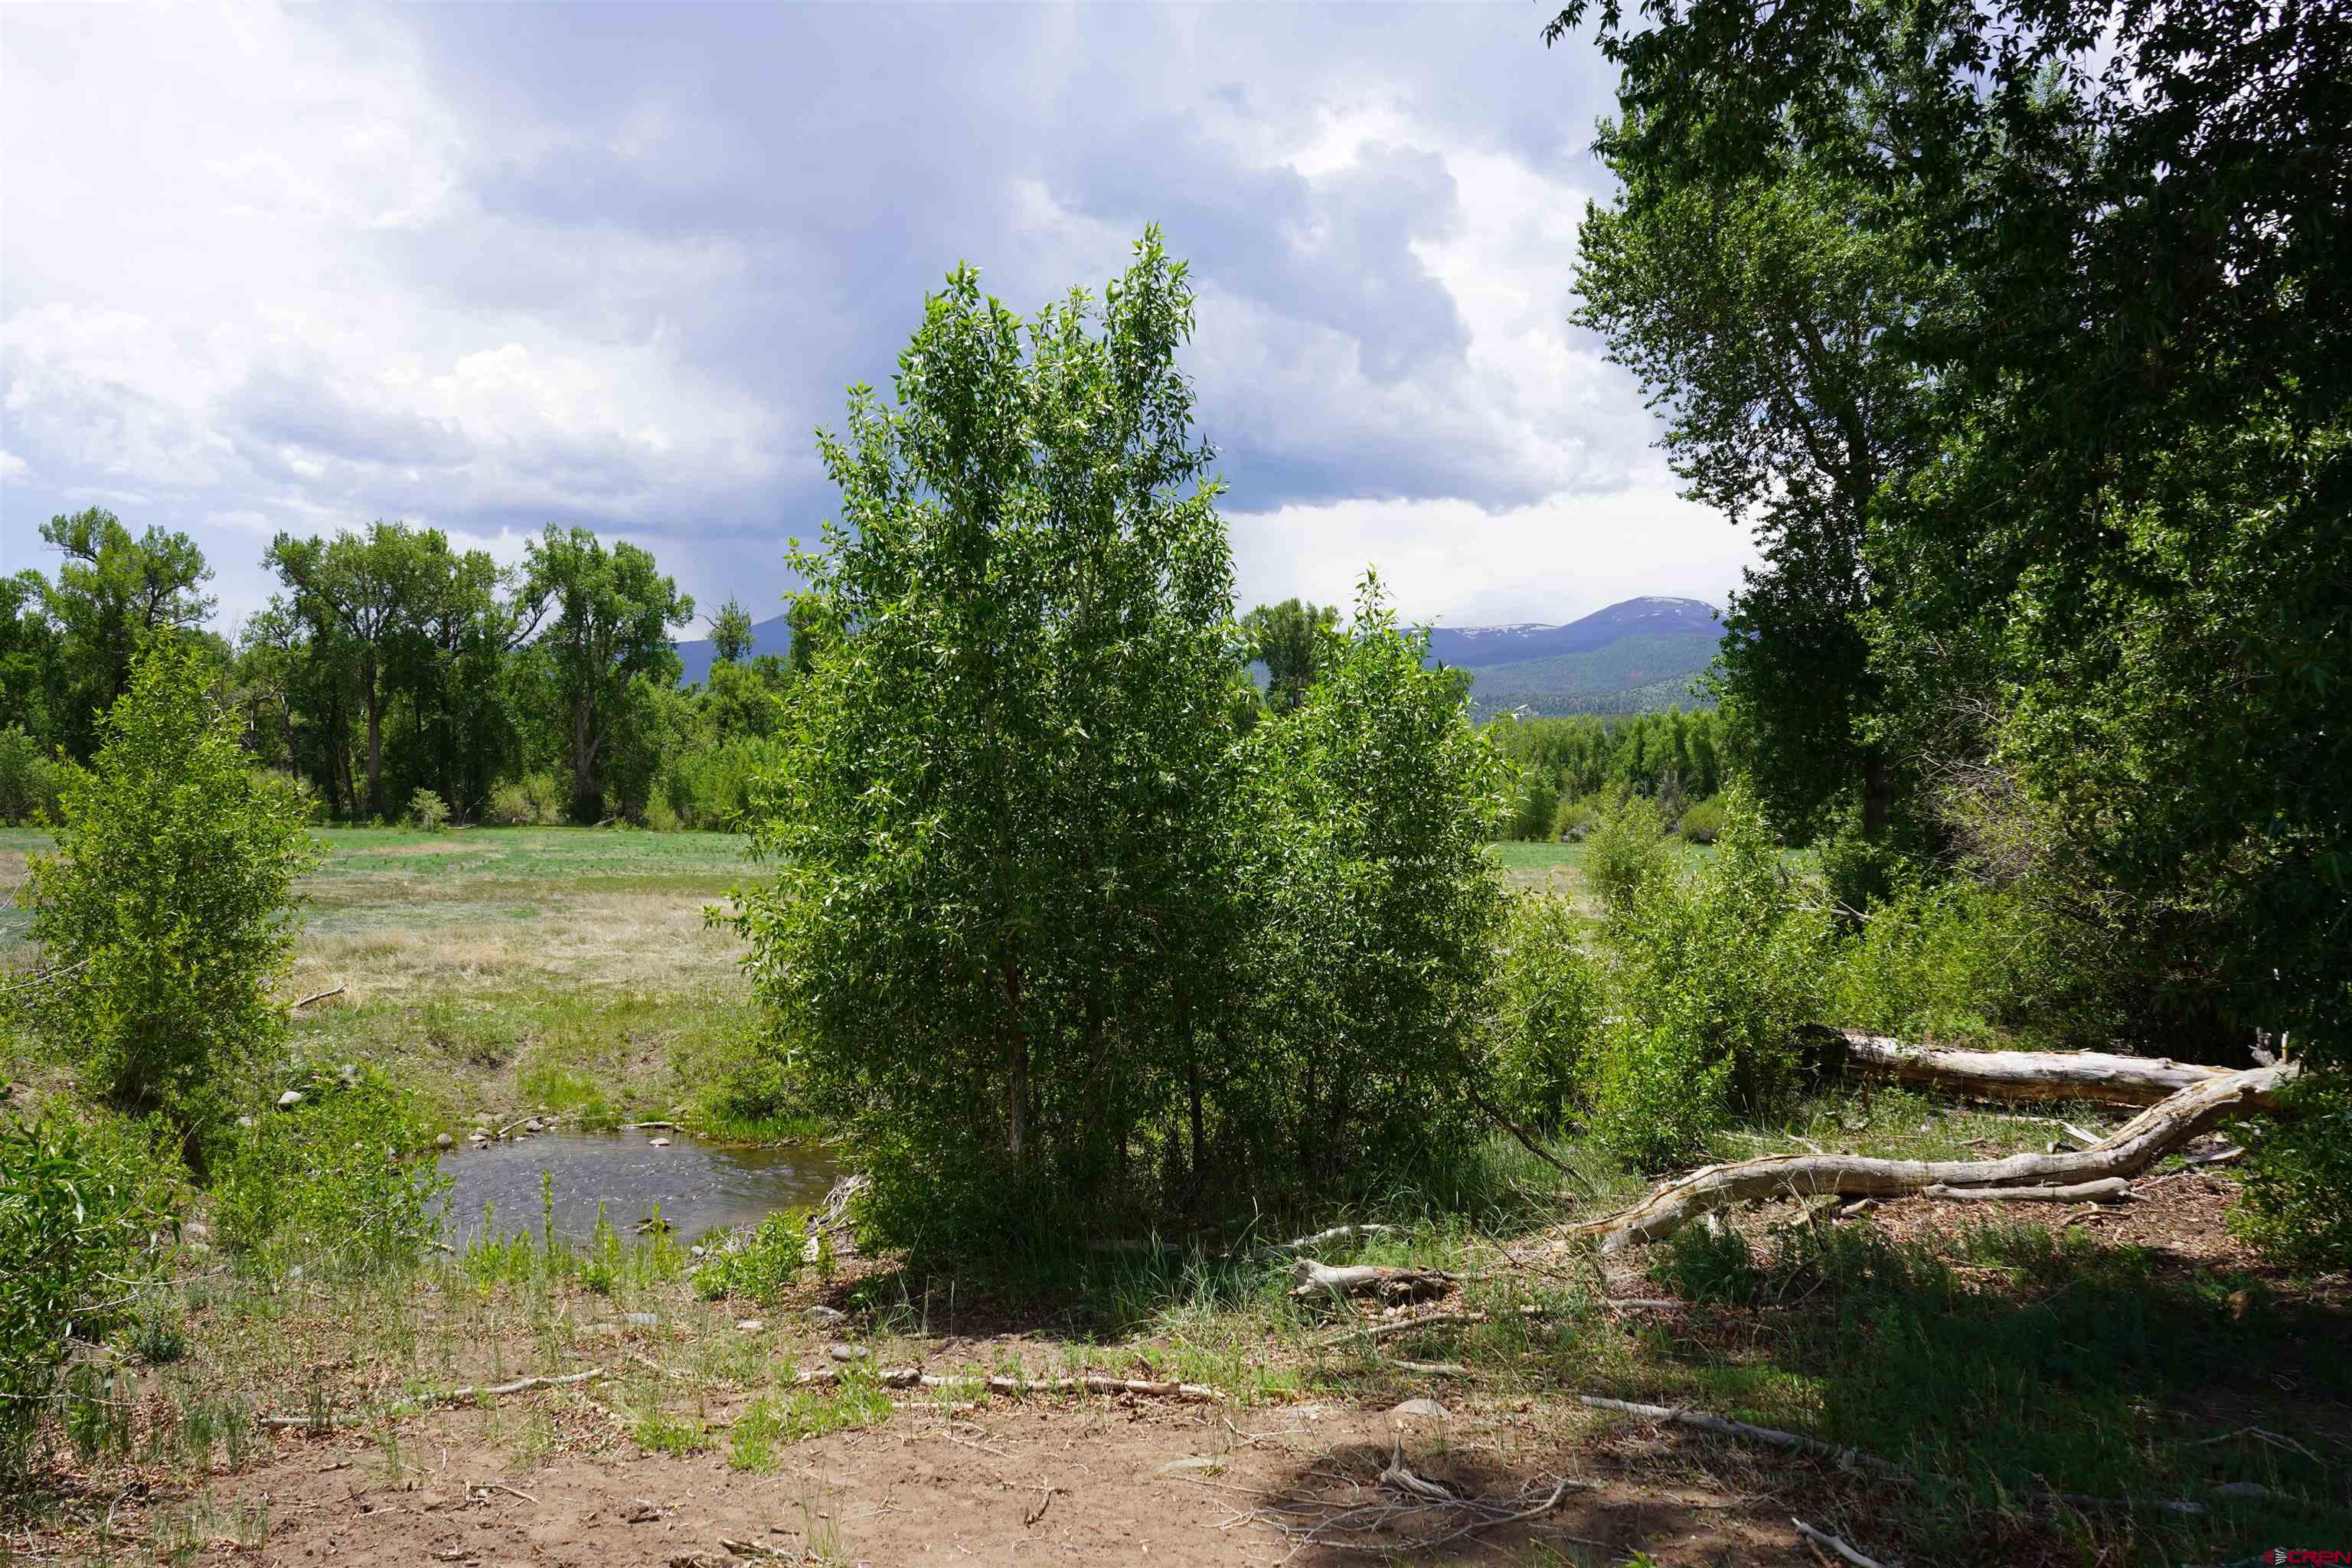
[{"x1": 648, "y1": 1136, "x2": 671, "y2": 1148}]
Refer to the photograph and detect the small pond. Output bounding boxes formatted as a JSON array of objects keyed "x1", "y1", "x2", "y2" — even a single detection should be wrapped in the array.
[{"x1": 436, "y1": 1129, "x2": 841, "y2": 1248}]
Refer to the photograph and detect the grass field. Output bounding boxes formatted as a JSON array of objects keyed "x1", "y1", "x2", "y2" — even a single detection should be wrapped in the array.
[
  {"x1": 0, "y1": 827, "x2": 1602, "y2": 1135},
  {"x1": 2, "y1": 825, "x2": 769, "y2": 1136}
]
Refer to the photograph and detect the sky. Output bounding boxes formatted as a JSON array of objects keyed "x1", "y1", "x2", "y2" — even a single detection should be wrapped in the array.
[{"x1": 0, "y1": 2, "x2": 1759, "y2": 636}]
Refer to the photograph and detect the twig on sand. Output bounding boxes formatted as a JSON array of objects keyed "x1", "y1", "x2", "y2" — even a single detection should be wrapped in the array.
[
  {"x1": 262, "y1": 1367, "x2": 605, "y2": 1429},
  {"x1": 1575, "y1": 1396, "x2": 1909, "y2": 1478},
  {"x1": 1024, "y1": 1484, "x2": 1059, "y2": 1527},
  {"x1": 1795, "y1": 1518, "x2": 1887, "y2": 1568}
]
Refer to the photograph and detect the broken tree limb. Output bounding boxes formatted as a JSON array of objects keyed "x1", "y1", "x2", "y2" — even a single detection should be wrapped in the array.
[
  {"x1": 1575, "y1": 1396, "x2": 1909, "y2": 1478},
  {"x1": 1922, "y1": 1178, "x2": 2131, "y2": 1204},
  {"x1": 1465, "y1": 1084, "x2": 1597, "y2": 1193},
  {"x1": 1577, "y1": 1062, "x2": 2294, "y2": 1253},
  {"x1": 1290, "y1": 1259, "x2": 1454, "y2": 1303},
  {"x1": 1243, "y1": 1223, "x2": 1395, "y2": 1262},
  {"x1": 287, "y1": 986, "x2": 345, "y2": 1011},
  {"x1": 790, "y1": 1365, "x2": 1223, "y2": 1402},
  {"x1": 1794, "y1": 1518, "x2": 1888, "y2": 1568},
  {"x1": 1830, "y1": 1028, "x2": 2229, "y2": 1106},
  {"x1": 261, "y1": 1367, "x2": 605, "y2": 1428}
]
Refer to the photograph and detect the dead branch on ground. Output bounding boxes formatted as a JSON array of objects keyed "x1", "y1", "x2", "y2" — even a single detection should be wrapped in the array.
[{"x1": 1576, "y1": 1062, "x2": 2293, "y2": 1251}]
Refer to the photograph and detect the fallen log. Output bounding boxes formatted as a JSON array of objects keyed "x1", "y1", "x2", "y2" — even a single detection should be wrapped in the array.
[
  {"x1": 1922, "y1": 1178, "x2": 2131, "y2": 1204},
  {"x1": 790, "y1": 1364, "x2": 1222, "y2": 1402},
  {"x1": 1832, "y1": 1029, "x2": 2228, "y2": 1106},
  {"x1": 1577, "y1": 1063, "x2": 2293, "y2": 1252},
  {"x1": 1243, "y1": 1223, "x2": 1394, "y2": 1261},
  {"x1": 1290, "y1": 1259, "x2": 1454, "y2": 1303}
]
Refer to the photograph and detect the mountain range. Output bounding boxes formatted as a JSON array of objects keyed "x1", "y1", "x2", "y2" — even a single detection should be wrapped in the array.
[{"x1": 674, "y1": 594, "x2": 1723, "y2": 716}]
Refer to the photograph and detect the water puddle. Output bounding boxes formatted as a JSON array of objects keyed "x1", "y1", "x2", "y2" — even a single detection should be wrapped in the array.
[{"x1": 436, "y1": 1129, "x2": 841, "y2": 1246}]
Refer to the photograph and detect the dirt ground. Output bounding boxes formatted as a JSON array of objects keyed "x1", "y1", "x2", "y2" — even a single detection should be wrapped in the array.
[{"x1": 102, "y1": 1397, "x2": 1813, "y2": 1566}]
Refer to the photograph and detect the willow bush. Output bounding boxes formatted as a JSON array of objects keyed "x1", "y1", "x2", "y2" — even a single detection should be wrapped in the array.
[{"x1": 733, "y1": 235, "x2": 1508, "y2": 1251}]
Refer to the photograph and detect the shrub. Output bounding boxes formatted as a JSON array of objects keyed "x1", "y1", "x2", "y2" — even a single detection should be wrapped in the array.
[
  {"x1": 691, "y1": 1208, "x2": 808, "y2": 1303},
  {"x1": 1827, "y1": 878, "x2": 2050, "y2": 1047},
  {"x1": 0, "y1": 1113, "x2": 179, "y2": 1478},
  {"x1": 737, "y1": 238, "x2": 1511, "y2": 1250},
  {"x1": 1589, "y1": 791, "x2": 1830, "y2": 1168},
  {"x1": 2231, "y1": 1068, "x2": 2352, "y2": 1272},
  {"x1": 486, "y1": 772, "x2": 564, "y2": 826},
  {"x1": 406, "y1": 787, "x2": 449, "y2": 831},
  {"x1": 0, "y1": 727, "x2": 64, "y2": 825},
  {"x1": 1487, "y1": 893, "x2": 1604, "y2": 1128},
  {"x1": 12, "y1": 646, "x2": 320, "y2": 1132},
  {"x1": 1504, "y1": 764, "x2": 1560, "y2": 841},
  {"x1": 1583, "y1": 792, "x2": 1673, "y2": 916},
  {"x1": 1551, "y1": 793, "x2": 1600, "y2": 841},
  {"x1": 737, "y1": 234, "x2": 1266, "y2": 1250},
  {"x1": 1676, "y1": 795, "x2": 1726, "y2": 844},
  {"x1": 1234, "y1": 581, "x2": 1513, "y2": 1202},
  {"x1": 208, "y1": 1063, "x2": 449, "y2": 1274}
]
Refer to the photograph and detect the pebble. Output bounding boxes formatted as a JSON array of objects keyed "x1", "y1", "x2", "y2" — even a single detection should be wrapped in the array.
[
  {"x1": 435, "y1": 1132, "x2": 453, "y2": 1150},
  {"x1": 735, "y1": 1319, "x2": 763, "y2": 1333},
  {"x1": 648, "y1": 1136, "x2": 671, "y2": 1148},
  {"x1": 828, "y1": 1344, "x2": 869, "y2": 1363},
  {"x1": 277, "y1": 1089, "x2": 302, "y2": 1109},
  {"x1": 1389, "y1": 1397, "x2": 1449, "y2": 1419},
  {"x1": 805, "y1": 1305, "x2": 847, "y2": 1327}
]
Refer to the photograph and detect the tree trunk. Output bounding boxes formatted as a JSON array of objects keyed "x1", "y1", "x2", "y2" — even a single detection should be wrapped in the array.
[
  {"x1": 1832, "y1": 1028, "x2": 2228, "y2": 1106},
  {"x1": 363, "y1": 651, "x2": 384, "y2": 818},
  {"x1": 1002, "y1": 953, "x2": 1028, "y2": 1168},
  {"x1": 1576, "y1": 1061, "x2": 2293, "y2": 1253}
]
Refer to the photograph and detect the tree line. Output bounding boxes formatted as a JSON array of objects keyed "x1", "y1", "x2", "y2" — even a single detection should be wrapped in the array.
[{"x1": 1554, "y1": 0, "x2": 2350, "y2": 1076}]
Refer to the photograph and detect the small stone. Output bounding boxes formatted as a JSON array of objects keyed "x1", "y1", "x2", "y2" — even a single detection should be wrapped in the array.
[
  {"x1": 690, "y1": 1245, "x2": 706, "y2": 1259},
  {"x1": 648, "y1": 1136, "x2": 671, "y2": 1148},
  {"x1": 828, "y1": 1344, "x2": 869, "y2": 1363},
  {"x1": 435, "y1": 1132, "x2": 454, "y2": 1150},
  {"x1": 735, "y1": 1319, "x2": 763, "y2": 1333},
  {"x1": 1389, "y1": 1398, "x2": 1449, "y2": 1420},
  {"x1": 524, "y1": 1118, "x2": 544, "y2": 1133},
  {"x1": 622, "y1": 1500, "x2": 661, "y2": 1524},
  {"x1": 184, "y1": 1220, "x2": 211, "y2": 1243},
  {"x1": 236, "y1": 1116, "x2": 255, "y2": 1129},
  {"x1": 805, "y1": 1305, "x2": 847, "y2": 1327},
  {"x1": 626, "y1": 1312, "x2": 660, "y2": 1327},
  {"x1": 277, "y1": 1089, "x2": 303, "y2": 1109}
]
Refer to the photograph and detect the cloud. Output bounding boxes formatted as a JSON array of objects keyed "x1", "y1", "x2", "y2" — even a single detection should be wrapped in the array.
[{"x1": 0, "y1": 2, "x2": 1750, "y2": 629}]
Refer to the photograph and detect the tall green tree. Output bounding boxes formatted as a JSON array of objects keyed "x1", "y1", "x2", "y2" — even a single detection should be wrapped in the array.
[
  {"x1": 37, "y1": 508, "x2": 216, "y2": 756},
  {"x1": 735, "y1": 233, "x2": 1248, "y2": 1246},
  {"x1": 0, "y1": 572, "x2": 62, "y2": 741},
  {"x1": 1241, "y1": 598, "x2": 1339, "y2": 715},
  {"x1": 12, "y1": 645, "x2": 319, "y2": 1138},
  {"x1": 707, "y1": 599, "x2": 756, "y2": 667},
  {"x1": 1548, "y1": 0, "x2": 2352, "y2": 1056},
  {"x1": 1573, "y1": 113, "x2": 1948, "y2": 844},
  {"x1": 264, "y1": 522, "x2": 430, "y2": 819},
  {"x1": 518, "y1": 526, "x2": 693, "y2": 822}
]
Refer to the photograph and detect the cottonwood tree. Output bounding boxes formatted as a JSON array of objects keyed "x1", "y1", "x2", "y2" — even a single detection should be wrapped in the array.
[
  {"x1": 37, "y1": 509, "x2": 216, "y2": 755},
  {"x1": 265, "y1": 523, "x2": 430, "y2": 819},
  {"x1": 518, "y1": 525, "x2": 693, "y2": 822},
  {"x1": 1547, "y1": 0, "x2": 2351, "y2": 1066},
  {"x1": 736, "y1": 233, "x2": 1250, "y2": 1246},
  {"x1": 1573, "y1": 122, "x2": 1946, "y2": 848},
  {"x1": 1241, "y1": 598, "x2": 1338, "y2": 715}
]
